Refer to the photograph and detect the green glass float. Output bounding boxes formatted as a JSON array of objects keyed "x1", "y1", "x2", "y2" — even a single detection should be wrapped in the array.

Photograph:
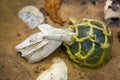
[{"x1": 64, "y1": 19, "x2": 112, "y2": 68}]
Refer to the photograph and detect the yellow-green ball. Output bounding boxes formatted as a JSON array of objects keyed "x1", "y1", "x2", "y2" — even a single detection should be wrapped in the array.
[{"x1": 65, "y1": 19, "x2": 112, "y2": 68}]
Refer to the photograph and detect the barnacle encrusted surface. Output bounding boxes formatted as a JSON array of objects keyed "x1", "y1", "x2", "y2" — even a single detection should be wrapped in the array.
[{"x1": 65, "y1": 19, "x2": 112, "y2": 68}]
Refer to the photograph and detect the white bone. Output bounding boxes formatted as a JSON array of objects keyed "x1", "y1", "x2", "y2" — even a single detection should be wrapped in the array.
[
  {"x1": 16, "y1": 32, "x2": 44, "y2": 49},
  {"x1": 44, "y1": 34, "x2": 71, "y2": 42},
  {"x1": 104, "y1": 0, "x2": 120, "y2": 20},
  {"x1": 38, "y1": 24, "x2": 75, "y2": 41},
  {"x1": 17, "y1": 39, "x2": 49, "y2": 59},
  {"x1": 28, "y1": 40, "x2": 62, "y2": 63},
  {"x1": 16, "y1": 23, "x2": 74, "y2": 63},
  {"x1": 38, "y1": 24, "x2": 74, "y2": 34}
]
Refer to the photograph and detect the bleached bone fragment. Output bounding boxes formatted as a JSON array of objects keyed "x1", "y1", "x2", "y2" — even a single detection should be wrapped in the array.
[
  {"x1": 17, "y1": 39, "x2": 49, "y2": 59},
  {"x1": 18, "y1": 5, "x2": 44, "y2": 29},
  {"x1": 16, "y1": 32, "x2": 44, "y2": 49},
  {"x1": 28, "y1": 40, "x2": 62, "y2": 63},
  {"x1": 36, "y1": 58, "x2": 67, "y2": 80},
  {"x1": 38, "y1": 24, "x2": 75, "y2": 42},
  {"x1": 16, "y1": 24, "x2": 74, "y2": 63},
  {"x1": 104, "y1": 0, "x2": 120, "y2": 24}
]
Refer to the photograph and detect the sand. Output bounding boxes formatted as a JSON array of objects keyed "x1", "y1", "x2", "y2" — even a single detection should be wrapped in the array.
[{"x1": 0, "y1": 0, "x2": 120, "y2": 80}]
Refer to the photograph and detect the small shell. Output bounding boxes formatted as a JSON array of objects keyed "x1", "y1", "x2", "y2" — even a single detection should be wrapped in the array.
[
  {"x1": 36, "y1": 58, "x2": 68, "y2": 80},
  {"x1": 18, "y1": 5, "x2": 44, "y2": 29}
]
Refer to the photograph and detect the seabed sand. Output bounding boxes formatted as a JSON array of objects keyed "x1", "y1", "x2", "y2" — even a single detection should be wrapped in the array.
[{"x1": 0, "y1": 0, "x2": 120, "y2": 80}]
